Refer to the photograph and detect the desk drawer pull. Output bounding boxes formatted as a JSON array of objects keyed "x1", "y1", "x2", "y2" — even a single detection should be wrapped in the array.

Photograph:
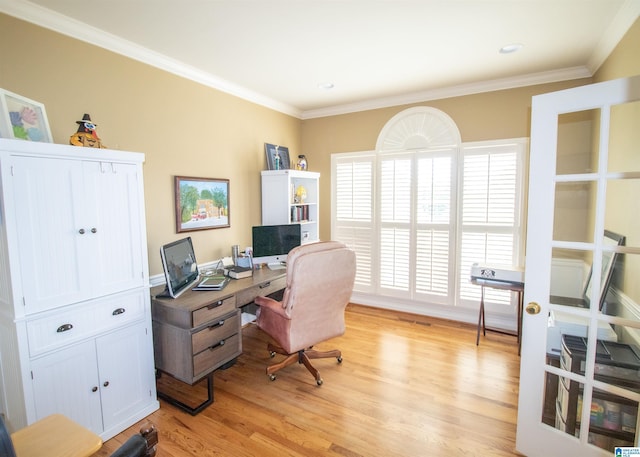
[
  {"x1": 56, "y1": 324, "x2": 73, "y2": 333},
  {"x1": 259, "y1": 281, "x2": 271, "y2": 289},
  {"x1": 112, "y1": 307, "x2": 126, "y2": 316},
  {"x1": 208, "y1": 320, "x2": 225, "y2": 330},
  {"x1": 209, "y1": 339, "x2": 225, "y2": 350},
  {"x1": 207, "y1": 300, "x2": 223, "y2": 309}
]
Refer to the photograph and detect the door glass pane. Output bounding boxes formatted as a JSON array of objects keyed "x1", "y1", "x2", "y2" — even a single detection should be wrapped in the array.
[
  {"x1": 608, "y1": 100, "x2": 640, "y2": 173},
  {"x1": 553, "y1": 181, "x2": 595, "y2": 244},
  {"x1": 556, "y1": 109, "x2": 600, "y2": 175},
  {"x1": 588, "y1": 389, "x2": 637, "y2": 451}
]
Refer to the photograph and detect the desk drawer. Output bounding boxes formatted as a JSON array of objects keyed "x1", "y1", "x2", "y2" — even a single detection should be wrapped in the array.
[
  {"x1": 192, "y1": 311, "x2": 240, "y2": 354},
  {"x1": 235, "y1": 276, "x2": 286, "y2": 307},
  {"x1": 193, "y1": 333, "x2": 241, "y2": 378},
  {"x1": 192, "y1": 295, "x2": 236, "y2": 328}
]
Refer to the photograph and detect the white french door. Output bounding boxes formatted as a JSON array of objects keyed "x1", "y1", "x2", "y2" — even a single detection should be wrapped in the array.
[{"x1": 517, "y1": 75, "x2": 640, "y2": 455}]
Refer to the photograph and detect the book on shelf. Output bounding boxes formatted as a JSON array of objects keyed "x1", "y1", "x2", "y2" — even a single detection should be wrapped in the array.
[
  {"x1": 224, "y1": 266, "x2": 253, "y2": 279},
  {"x1": 192, "y1": 275, "x2": 230, "y2": 291}
]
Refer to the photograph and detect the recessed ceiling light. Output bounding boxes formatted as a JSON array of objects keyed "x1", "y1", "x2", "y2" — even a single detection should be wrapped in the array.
[
  {"x1": 318, "y1": 82, "x2": 334, "y2": 90},
  {"x1": 499, "y1": 43, "x2": 523, "y2": 54}
]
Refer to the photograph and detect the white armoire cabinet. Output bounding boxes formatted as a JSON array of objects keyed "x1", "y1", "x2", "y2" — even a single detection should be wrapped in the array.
[
  {"x1": 261, "y1": 169, "x2": 320, "y2": 243},
  {"x1": 0, "y1": 139, "x2": 158, "y2": 439}
]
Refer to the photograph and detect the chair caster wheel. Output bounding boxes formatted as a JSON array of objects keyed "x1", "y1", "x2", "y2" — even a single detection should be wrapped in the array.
[
  {"x1": 269, "y1": 374, "x2": 276, "y2": 381},
  {"x1": 337, "y1": 356, "x2": 343, "y2": 364},
  {"x1": 316, "y1": 378, "x2": 323, "y2": 386}
]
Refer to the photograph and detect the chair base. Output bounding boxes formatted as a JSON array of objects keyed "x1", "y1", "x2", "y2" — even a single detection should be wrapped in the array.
[{"x1": 266, "y1": 342, "x2": 342, "y2": 385}]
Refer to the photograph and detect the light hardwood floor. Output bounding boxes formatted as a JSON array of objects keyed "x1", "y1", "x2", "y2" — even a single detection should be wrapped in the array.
[{"x1": 93, "y1": 304, "x2": 522, "y2": 457}]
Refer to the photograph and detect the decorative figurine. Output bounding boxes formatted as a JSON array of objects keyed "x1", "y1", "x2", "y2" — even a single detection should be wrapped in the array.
[
  {"x1": 70, "y1": 113, "x2": 107, "y2": 148},
  {"x1": 296, "y1": 154, "x2": 308, "y2": 170}
]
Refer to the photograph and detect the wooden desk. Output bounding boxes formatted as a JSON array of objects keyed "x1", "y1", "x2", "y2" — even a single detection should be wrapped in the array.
[
  {"x1": 11, "y1": 414, "x2": 102, "y2": 457},
  {"x1": 471, "y1": 278, "x2": 524, "y2": 355},
  {"x1": 151, "y1": 268, "x2": 286, "y2": 414}
]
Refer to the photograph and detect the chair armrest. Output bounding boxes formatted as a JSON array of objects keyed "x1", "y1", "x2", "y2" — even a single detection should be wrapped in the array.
[
  {"x1": 255, "y1": 296, "x2": 290, "y2": 318},
  {"x1": 110, "y1": 423, "x2": 157, "y2": 457}
]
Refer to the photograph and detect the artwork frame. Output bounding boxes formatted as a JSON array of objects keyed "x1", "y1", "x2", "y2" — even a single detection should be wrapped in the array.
[
  {"x1": 175, "y1": 176, "x2": 230, "y2": 233},
  {"x1": 0, "y1": 89, "x2": 53, "y2": 143},
  {"x1": 264, "y1": 143, "x2": 290, "y2": 170}
]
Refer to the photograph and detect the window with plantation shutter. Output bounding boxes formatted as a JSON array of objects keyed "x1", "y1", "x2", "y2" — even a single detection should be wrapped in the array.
[
  {"x1": 458, "y1": 141, "x2": 524, "y2": 307},
  {"x1": 333, "y1": 154, "x2": 374, "y2": 290},
  {"x1": 331, "y1": 107, "x2": 525, "y2": 313}
]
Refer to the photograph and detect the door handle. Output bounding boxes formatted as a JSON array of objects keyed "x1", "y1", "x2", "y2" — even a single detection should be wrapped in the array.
[{"x1": 525, "y1": 302, "x2": 541, "y2": 315}]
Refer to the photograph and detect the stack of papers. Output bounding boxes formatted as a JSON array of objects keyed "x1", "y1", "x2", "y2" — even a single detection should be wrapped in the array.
[{"x1": 192, "y1": 275, "x2": 230, "y2": 291}]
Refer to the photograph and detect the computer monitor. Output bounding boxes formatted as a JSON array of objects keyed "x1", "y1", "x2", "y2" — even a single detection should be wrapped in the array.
[
  {"x1": 252, "y1": 224, "x2": 302, "y2": 267},
  {"x1": 160, "y1": 236, "x2": 199, "y2": 298}
]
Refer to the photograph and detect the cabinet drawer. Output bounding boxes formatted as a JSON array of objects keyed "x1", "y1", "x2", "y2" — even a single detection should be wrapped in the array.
[
  {"x1": 192, "y1": 311, "x2": 240, "y2": 354},
  {"x1": 26, "y1": 290, "x2": 146, "y2": 356},
  {"x1": 192, "y1": 296, "x2": 236, "y2": 328},
  {"x1": 193, "y1": 333, "x2": 241, "y2": 379},
  {"x1": 235, "y1": 276, "x2": 286, "y2": 307}
]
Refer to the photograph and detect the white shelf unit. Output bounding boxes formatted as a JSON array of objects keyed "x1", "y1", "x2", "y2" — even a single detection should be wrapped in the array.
[
  {"x1": 260, "y1": 169, "x2": 320, "y2": 243},
  {"x1": 0, "y1": 138, "x2": 158, "y2": 439}
]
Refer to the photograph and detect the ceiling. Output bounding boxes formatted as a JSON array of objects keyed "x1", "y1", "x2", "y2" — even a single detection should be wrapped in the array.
[{"x1": 2, "y1": 0, "x2": 640, "y2": 119}]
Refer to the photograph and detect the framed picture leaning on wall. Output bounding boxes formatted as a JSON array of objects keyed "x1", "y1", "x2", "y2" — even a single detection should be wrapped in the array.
[
  {"x1": 264, "y1": 143, "x2": 290, "y2": 170},
  {"x1": 0, "y1": 89, "x2": 52, "y2": 142}
]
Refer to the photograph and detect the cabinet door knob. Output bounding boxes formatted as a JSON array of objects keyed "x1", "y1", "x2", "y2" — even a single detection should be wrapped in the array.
[
  {"x1": 56, "y1": 324, "x2": 73, "y2": 333},
  {"x1": 103, "y1": 381, "x2": 109, "y2": 387},
  {"x1": 112, "y1": 308, "x2": 126, "y2": 316},
  {"x1": 92, "y1": 386, "x2": 98, "y2": 392},
  {"x1": 78, "y1": 228, "x2": 85, "y2": 234},
  {"x1": 91, "y1": 227, "x2": 97, "y2": 233}
]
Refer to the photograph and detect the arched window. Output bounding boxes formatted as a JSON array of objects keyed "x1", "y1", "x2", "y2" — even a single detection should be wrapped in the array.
[{"x1": 332, "y1": 107, "x2": 525, "y2": 317}]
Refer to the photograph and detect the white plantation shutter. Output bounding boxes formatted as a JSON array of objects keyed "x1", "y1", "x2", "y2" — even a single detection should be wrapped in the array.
[
  {"x1": 332, "y1": 123, "x2": 525, "y2": 310},
  {"x1": 333, "y1": 155, "x2": 374, "y2": 290},
  {"x1": 458, "y1": 142, "x2": 524, "y2": 306}
]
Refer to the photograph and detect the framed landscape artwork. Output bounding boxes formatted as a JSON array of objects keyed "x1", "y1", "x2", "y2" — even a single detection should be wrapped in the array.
[{"x1": 175, "y1": 176, "x2": 230, "y2": 232}]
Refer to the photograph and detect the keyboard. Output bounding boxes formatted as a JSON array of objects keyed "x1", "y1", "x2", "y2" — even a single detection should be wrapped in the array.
[{"x1": 267, "y1": 263, "x2": 286, "y2": 270}]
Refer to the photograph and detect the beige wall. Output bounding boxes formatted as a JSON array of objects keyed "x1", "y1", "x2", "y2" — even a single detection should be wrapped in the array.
[
  {"x1": 0, "y1": 14, "x2": 301, "y2": 276},
  {"x1": 1, "y1": 13, "x2": 638, "y2": 277},
  {"x1": 303, "y1": 17, "x2": 640, "y2": 243},
  {"x1": 302, "y1": 81, "x2": 592, "y2": 241},
  {"x1": 594, "y1": 18, "x2": 640, "y2": 303}
]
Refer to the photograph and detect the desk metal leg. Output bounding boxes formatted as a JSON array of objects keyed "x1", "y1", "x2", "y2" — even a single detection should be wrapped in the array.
[
  {"x1": 157, "y1": 372, "x2": 214, "y2": 416},
  {"x1": 476, "y1": 286, "x2": 486, "y2": 345}
]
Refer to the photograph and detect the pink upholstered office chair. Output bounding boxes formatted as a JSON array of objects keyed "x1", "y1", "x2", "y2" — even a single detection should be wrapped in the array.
[{"x1": 254, "y1": 241, "x2": 356, "y2": 385}]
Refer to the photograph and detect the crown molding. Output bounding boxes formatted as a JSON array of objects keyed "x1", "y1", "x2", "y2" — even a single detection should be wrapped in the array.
[
  {"x1": 0, "y1": 0, "x2": 302, "y2": 118},
  {"x1": 300, "y1": 67, "x2": 593, "y2": 119},
  {"x1": 587, "y1": 0, "x2": 640, "y2": 73},
  {"x1": 2, "y1": 0, "x2": 636, "y2": 121}
]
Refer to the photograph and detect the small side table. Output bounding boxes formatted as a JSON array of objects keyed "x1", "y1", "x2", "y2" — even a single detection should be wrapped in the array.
[
  {"x1": 11, "y1": 414, "x2": 102, "y2": 457},
  {"x1": 471, "y1": 277, "x2": 524, "y2": 355}
]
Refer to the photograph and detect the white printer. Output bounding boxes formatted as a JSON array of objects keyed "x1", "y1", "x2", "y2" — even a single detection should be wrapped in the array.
[{"x1": 470, "y1": 263, "x2": 524, "y2": 286}]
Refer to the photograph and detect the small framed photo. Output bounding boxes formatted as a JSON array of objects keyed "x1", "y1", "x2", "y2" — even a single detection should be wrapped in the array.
[
  {"x1": 264, "y1": 143, "x2": 290, "y2": 170},
  {"x1": 175, "y1": 176, "x2": 230, "y2": 233},
  {"x1": 0, "y1": 89, "x2": 52, "y2": 142}
]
